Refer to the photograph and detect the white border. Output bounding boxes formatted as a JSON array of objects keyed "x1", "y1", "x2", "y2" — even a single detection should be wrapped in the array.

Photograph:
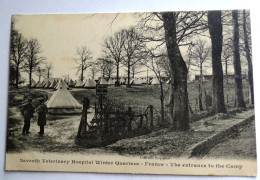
[{"x1": 0, "y1": 0, "x2": 259, "y2": 180}]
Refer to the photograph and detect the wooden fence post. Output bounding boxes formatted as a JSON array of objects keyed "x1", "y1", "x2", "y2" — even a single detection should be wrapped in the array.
[
  {"x1": 227, "y1": 94, "x2": 229, "y2": 104},
  {"x1": 150, "y1": 105, "x2": 153, "y2": 130},
  {"x1": 77, "y1": 97, "x2": 90, "y2": 138}
]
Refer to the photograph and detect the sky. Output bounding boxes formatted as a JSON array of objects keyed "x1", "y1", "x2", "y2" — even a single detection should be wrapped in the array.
[{"x1": 14, "y1": 13, "x2": 139, "y2": 82}]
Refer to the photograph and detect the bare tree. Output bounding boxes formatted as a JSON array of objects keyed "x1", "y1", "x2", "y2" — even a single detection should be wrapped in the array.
[
  {"x1": 130, "y1": 62, "x2": 145, "y2": 78},
  {"x1": 232, "y1": 10, "x2": 246, "y2": 108},
  {"x1": 161, "y1": 12, "x2": 190, "y2": 131},
  {"x1": 141, "y1": 51, "x2": 168, "y2": 126},
  {"x1": 242, "y1": 10, "x2": 254, "y2": 105},
  {"x1": 24, "y1": 38, "x2": 45, "y2": 88},
  {"x1": 189, "y1": 38, "x2": 211, "y2": 111},
  {"x1": 10, "y1": 18, "x2": 27, "y2": 88},
  {"x1": 208, "y1": 10, "x2": 226, "y2": 113},
  {"x1": 74, "y1": 46, "x2": 93, "y2": 82},
  {"x1": 45, "y1": 62, "x2": 53, "y2": 78},
  {"x1": 103, "y1": 30, "x2": 125, "y2": 86},
  {"x1": 89, "y1": 64, "x2": 98, "y2": 79},
  {"x1": 137, "y1": 11, "x2": 208, "y2": 131},
  {"x1": 97, "y1": 57, "x2": 115, "y2": 79},
  {"x1": 35, "y1": 66, "x2": 45, "y2": 82},
  {"x1": 121, "y1": 27, "x2": 144, "y2": 87}
]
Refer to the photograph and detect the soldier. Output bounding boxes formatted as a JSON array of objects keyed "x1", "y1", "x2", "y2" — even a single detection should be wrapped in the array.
[
  {"x1": 21, "y1": 98, "x2": 35, "y2": 134},
  {"x1": 37, "y1": 99, "x2": 48, "y2": 135}
]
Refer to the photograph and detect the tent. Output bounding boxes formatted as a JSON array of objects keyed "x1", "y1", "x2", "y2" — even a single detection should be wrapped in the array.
[
  {"x1": 151, "y1": 77, "x2": 160, "y2": 85},
  {"x1": 99, "y1": 77, "x2": 108, "y2": 85},
  {"x1": 84, "y1": 78, "x2": 96, "y2": 88},
  {"x1": 55, "y1": 79, "x2": 69, "y2": 90},
  {"x1": 107, "y1": 78, "x2": 115, "y2": 85},
  {"x1": 39, "y1": 81, "x2": 46, "y2": 88},
  {"x1": 35, "y1": 81, "x2": 42, "y2": 88},
  {"x1": 68, "y1": 79, "x2": 75, "y2": 87},
  {"x1": 49, "y1": 79, "x2": 57, "y2": 89},
  {"x1": 44, "y1": 81, "x2": 51, "y2": 88},
  {"x1": 119, "y1": 77, "x2": 125, "y2": 84},
  {"x1": 46, "y1": 85, "x2": 82, "y2": 114},
  {"x1": 31, "y1": 79, "x2": 36, "y2": 88},
  {"x1": 75, "y1": 80, "x2": 84, "y2": 88},
  {"x1": 132, "y1": 78, "x2": 143, "y2": 85}
]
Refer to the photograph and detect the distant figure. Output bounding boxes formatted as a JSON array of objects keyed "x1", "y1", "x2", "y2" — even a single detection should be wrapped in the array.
[
  {"x1": 21, "y1": 99, "x2": 35, "y2": 134},
  {"x1": 37, "y1": 99, "x2": 48, "y2": 135}
]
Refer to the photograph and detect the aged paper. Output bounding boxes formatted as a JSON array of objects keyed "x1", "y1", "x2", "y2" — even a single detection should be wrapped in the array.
[{"x1": 6, "y1": 11, "x2": 257, "y2": 176}]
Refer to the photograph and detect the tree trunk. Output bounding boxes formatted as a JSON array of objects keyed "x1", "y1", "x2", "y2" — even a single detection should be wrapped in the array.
[
  {"x1": 208, "y1": 10, "x2": 226, "y2": 113},
  {"x1": 199, "y1": 63, "x2": 203, "y2": 111},
  {"x1": 81, "y1": 65, "x2": 84, "y2": 82},
  {"x1": 232, "y1": 10, "x2": 246, "y2": 108},
  {"x1": 225, "y1": 60, "x2": 228, "y2": 84},
  {"x1": 159, "y1": 81, "x2": 165, "y2": 126},
  {"x1": 116, "y1": 62, "x2": 120, "y2": 86},
  {"x1": 162, "y1": 12, "x2": 189, "y2": 131},
  {"x1": 127, "y1": 58, "x2": 131, "y2": 88},
  {"x1": 243, "y1": 10, "x2": 254, "y2": 105},
  {"x1": 29, "y1": 68, "x2": 32, "y2": 88},
  {"x1": 15, "y1": 65, "x2": 19, "y2": 88}
]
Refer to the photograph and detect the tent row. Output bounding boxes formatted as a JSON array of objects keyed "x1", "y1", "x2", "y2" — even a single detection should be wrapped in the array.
[{"x1": 30, "y1": 76, "x2": 164, "y2": 89}]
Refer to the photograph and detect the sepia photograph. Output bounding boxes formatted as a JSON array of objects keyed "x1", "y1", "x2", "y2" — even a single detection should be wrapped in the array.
[{"x1": 5, "y1": 10, "x2": 257, "y2": 176}]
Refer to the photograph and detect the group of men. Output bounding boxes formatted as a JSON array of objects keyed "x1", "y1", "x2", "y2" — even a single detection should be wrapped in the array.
[{"x1": 21, "y1": 98, "x2": 48, "y2": 135}]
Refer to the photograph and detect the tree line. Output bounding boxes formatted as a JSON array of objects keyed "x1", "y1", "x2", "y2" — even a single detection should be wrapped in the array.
[
  {"x1": 75, "y1": 10, "x2": 253, "y2": 131},
  {"x1": 9, "y1": 18, "x2": 53, "y2": 88}
]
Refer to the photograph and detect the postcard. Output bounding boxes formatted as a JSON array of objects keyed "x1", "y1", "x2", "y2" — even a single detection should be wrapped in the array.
[{"x1": 5, "y1": 10, "x2": 256, "y2": 176}]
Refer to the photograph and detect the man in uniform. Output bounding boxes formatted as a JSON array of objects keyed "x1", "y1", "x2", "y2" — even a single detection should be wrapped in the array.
[
  {"x1": 37, "y1": 99, "x2": 48, "y2": 135},
  {"x1": 21, "y1": 98, "x2": 35, "y2": 134}
]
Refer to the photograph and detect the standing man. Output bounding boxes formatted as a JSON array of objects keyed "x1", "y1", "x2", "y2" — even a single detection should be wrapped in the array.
[
  {"x1": 37, "y1": 99, "x2": 48, "y2": 135},
  {"x1": 21, "y1": 98, "x2": 35, "y2": 134}
]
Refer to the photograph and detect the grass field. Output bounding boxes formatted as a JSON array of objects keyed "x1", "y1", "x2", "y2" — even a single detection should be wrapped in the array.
[{"x1": 6, "y1": 79, "x2": 252, "y2": 152}]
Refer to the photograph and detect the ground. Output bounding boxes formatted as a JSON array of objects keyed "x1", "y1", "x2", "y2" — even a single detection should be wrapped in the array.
[
  {"x1": 204, "y1": 120, "x2": 256, "y2": 159},
  {"x1": 6, "y1": 82, "x2": 256, "y2": 159}
]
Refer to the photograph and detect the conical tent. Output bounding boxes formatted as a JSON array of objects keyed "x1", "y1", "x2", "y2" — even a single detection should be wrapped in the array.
[
  {"x1": 46, "y1": 86, "x2": 82, "y2": 114},
  {"x1": 119, "y1": 78, "x2": 125, "y2": 84},
  {"x1": 55, "y1": 79, "x2": 69, "y2": 90},
  {"x1": 31, "y1": 79, "x2": 36, "y2": 88},
  {"x1": 44, "y1": 81, "x2": 51, "y2": 88},
  {"x1": 99, "y1": 77, "x2": 108, "y2": 85},
  {"x1": 75, "y1": 80, "x2": 84, "y2": 88},
  {"x1": 35, "y1": 81, "x2": 42, "y2": 88},
  {"x1": 107, "y1": 78, "x2": 115, "y2": 85},
  {"x1": 68, "y1": 79, "x2": 75, "y2": 87},
  {"x1": 84, "y1": 78, "x2": 96, "y2": 88},
  {"x1": 49, "y1": 79, "x2": 57, "y2": 89},
  {"x1": 151, "y1": 77, "x2": 160, "y2": 85},
  {"x1": 39, "y1": 81, "x2": 46, "y2": 88}
]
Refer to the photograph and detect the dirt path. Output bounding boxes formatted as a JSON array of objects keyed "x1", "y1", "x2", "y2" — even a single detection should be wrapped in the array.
[{"x1": 203, "y1": 120, "x2": 256, "y2": 159}]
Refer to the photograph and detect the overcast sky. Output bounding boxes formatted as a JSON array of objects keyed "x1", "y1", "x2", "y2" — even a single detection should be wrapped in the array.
[{"x1": 14, "y1": 13, "x2": 138, "y2": 81}]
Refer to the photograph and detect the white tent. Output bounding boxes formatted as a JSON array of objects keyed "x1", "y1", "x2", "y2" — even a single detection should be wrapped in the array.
[
  {"x1": 49, "y1": 79, "x2": 57, "y2": 89},
  {"x1": 68, "y1": 79, "x2": 75, "y2": 87},
  {"x1": 46, "y1": 85, "x2": 82, "y2": 114},
  {"x1": 107, "y1": 78, "x2": 115, "y2": 85},
  {"x1": 151, "y1": 77, "x2": 160, "y2": 85},
  {"x1": 119, "y1": 77, "x2": 125, "y2": 84},
  {"x1": 84, "y1": 78, "x2": 96, "y2": 88},
  {"x1": 55, "y1": 79, "x2": 69, "y2": 90},
  {"x1": 99, "y1": 77, "x2": 108, "y2": 85},
  {"x1": 31, "y1": 79, "x2": 36, "y2": 88},
  {"x1": 132, "y1": 78, "x2": 143, "y2": 85},
  {"x1": 44, "y1": 81, "x2": 51, "y2": 88},
  {"x1": 75, "y1": 80, "x2": 84, "y2": 88},
  {"x1": 35, "y1": 81, "x2": 42, "y2": 88}
]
